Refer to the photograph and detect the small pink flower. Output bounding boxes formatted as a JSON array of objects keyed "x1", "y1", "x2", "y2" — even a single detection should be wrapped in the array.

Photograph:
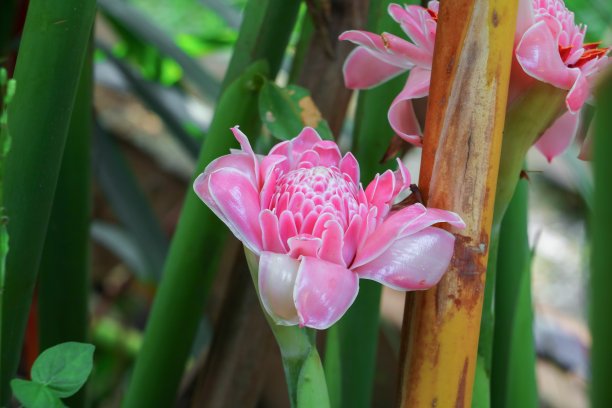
[
  {"x1": 193, "y1": 127, "x2": 464, "y2": 329},
  {"x1": 340, "y1": 0, "x2": 609, "y2": 162}
]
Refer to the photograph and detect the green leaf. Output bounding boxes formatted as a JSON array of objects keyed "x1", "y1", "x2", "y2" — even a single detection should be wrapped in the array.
[
  {"x1": 297, "y1": 348, "x2": 331, "y2": 408},
  {"x1": 30, "y1": 342, "x2": 95, "y2": 398},
  {"x1": 10, "y1": 379, "x2": 65, "y2": 408},
  {"x1": 472, "y1": 357, "x2": 491, "y2": 408},
  {"x1": 259, "y1": 81, "x2": 333, "y2": 141}
]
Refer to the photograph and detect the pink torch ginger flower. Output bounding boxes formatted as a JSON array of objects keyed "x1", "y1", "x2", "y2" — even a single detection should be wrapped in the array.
[
  {"x1": 340, "y1": 0, "x2": 609, "y2": 161},
  {"x1": 193, "y1": 127, "x2": 465, "y2": 329}
]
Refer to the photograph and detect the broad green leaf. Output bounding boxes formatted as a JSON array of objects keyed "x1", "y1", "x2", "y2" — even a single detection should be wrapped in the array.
[
  {"x1": 10, "y1": 379, "x2": 65, "y2": 408},
  {"x1": 31, "y1": 342, "x2": 95, "y2": 398},
  {"x1": 259, "y1": 81, "x2": 333, "y2": 141}
]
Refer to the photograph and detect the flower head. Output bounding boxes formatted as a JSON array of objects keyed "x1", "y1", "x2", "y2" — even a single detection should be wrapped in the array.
[
  {"x1": 194, "y1": 127, "x2": 464, "y2": 329},
  {"x1": 340, "y1": 0, "x2": 609, "y2": 161},
  {"x1": 516, "y1": 0, "x2": 609, "y2": 114}
]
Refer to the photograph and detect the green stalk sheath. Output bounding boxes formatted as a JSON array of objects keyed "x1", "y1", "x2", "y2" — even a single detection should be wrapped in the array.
[
  {"x1": 0, "y1": 0, "x2": 96, "y2": 403},
  {"x1": 37, "y1": 38, "x2": 93, "y2": 408},
  {"x1": 491, "y1": 179, "x2": 537, "y2": 408},
  {"x1": 474, "y1": 83, "x2": 566, "y2": 407},
  {"x1": 122, "y1": 1, "x2": 300, "y2": 406},
  {"x1": 122, "y1": 62, "x2": 266, "y2": 408},
  {"x1": 591, "y1": 71, "x2": 612, "y2": 408},
  {"x1": 324, "y1": 1, "x2": 410, "y2": 407}
]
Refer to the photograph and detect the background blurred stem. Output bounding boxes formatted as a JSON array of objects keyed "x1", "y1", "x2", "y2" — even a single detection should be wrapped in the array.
[
  {"x1": 37, "y1": 37, "x2": 93, "y2": 408},
  {"x1": 591, "y1": 70, "x2": 612, "y2": 408},
  {"x1": 491, "y1": 178, "x2": 538, "y2": 408},
  {"x1": 323, "y1": 1, "x2": 408, "y2": 407},
  {"x1": 123, "y1": 2, "x2": 300, "y2": 406},
  {"x1": 0, "y1": 0, "x2": 96, "y2": 402}
]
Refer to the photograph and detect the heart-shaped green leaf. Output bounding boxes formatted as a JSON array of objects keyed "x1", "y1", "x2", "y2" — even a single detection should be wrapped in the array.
[
  {"x1": 30, "y1": 342, "x2": 95, "y2": 398},
  {"x1": 10, "y1": 379, "x2": 65, "y2": 408}
]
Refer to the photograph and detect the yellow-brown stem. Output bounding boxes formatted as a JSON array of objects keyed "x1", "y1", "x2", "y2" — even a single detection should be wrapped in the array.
[{"x1": 397, "y1": 0, "x2": 518, "y2": 407}]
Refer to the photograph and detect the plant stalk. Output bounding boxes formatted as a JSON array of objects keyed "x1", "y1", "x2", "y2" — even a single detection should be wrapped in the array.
[
  {"x1": 244, "y1": 250, "x2": 330, "y2": 408},
  {"x1": 591, "y1": 70, "x2": 612, "y2": 408},
  {"x1": 37, "y1": 36, "x2": 93, "y2": 408},
  {"x1": 0, "y1": 0, "x2": 96, "y2": 402}
]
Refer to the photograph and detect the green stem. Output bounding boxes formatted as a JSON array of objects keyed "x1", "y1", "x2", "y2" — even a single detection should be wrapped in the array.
[
  {"x1": 323, "y1": 2, "x2": 409, "y2": 407},
  {"x1": 37, "y1": 37, "x2": 93, "y2": 408},
  {"x1": 122, "y1": 61, "x2": 267, "y2": 408},
  {"x1": 244, "y1": 250, "x2": 330, "y2": 408},
  {"x1": 123, "y1": 3, "x2": 300, "y2": 405},
  {"x1": 491, "y1": 179, "x2": 538, "y2": 408},
  {"x1": 0, "y1": 0, "x2": 96, "y2": 403},
  {"x1": 591, "y1": 71, "x2": 612, "y2": 408},
  {"x1": 474, "y1": 83, "x2": 566, "y2": 407}
]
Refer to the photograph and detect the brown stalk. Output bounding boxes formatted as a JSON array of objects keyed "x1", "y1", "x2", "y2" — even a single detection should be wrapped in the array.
[
  {"x1": 298, "y1": 0, "x2": 368, "y2": 134},
  {"x1": 397, "y1": 0, "x2": 518, "y2": 406}
]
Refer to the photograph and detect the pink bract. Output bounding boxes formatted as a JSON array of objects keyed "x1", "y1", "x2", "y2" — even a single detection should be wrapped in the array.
[
  {"x1": 340, "y1": 0, "x2": 609, "y2": 161},
  {"x1": 194, "y1": 127, "x2": 465, "y2": 330}
]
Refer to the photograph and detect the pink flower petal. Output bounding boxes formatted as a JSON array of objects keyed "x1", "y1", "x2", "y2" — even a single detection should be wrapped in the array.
[
  {"x1": 318, "y1": 220, "x2": 346, "y2": 266},
  {"x1": 515, "y1": 21, "x2": 580, "y2": 92},
  {"x1": 207, "y1": 168, "x2": 263, "y2": 253},
  {"x1": 313, "y1": 140, "x2": 342, "y2": 167},
  {"x1": 388, "y1": 67, "x2": 431, "y2": 145},
  {"x1": 258, "y1": 252, "x2": 300, "y2": 325},
  {"x1": 339, "y1": 152, "x2": 360, "y2": 184},
  {"x1": 535, "y1": 110, "x2": 580, "y2": 162},
  {"x1": 353, "y1": 227, "x2": 455, "y2": 290},
  {"x1": 294, "y1": 256, "x2": 359, "y2": 329},
  {"x1": 342, "y1": 47, "x2": 406, "y2": 89},
  {"x1": 230, "y1": 127, "x2": 260, "y2": 186},
  {"x1": 352, "y1": 204, "x2": 464, "y2": 268},
  {"x1": 388, "y1": 4, "x2": 430, "y2": 50},
  {"x1": 269, "y1": 127, "x2": 323, "y2": 166},
  {"x1": 566, "y1": 70, "x2": 589, "y2": 113},
  {"x1": 515, "y1": 0, "x2": 535, "y2": 40},
  {"x1": 339, "y1": 30, "x2": 414, "y2": 69},
  {"x1": 288, "y1": 235, "x2": 322, "y2": 259},
  {"x1": 382, "y1": 32, "x2": 433, "y2": 68},
  {"x1": 260, "y1": 210, "x2": 286, "y2": 253}
]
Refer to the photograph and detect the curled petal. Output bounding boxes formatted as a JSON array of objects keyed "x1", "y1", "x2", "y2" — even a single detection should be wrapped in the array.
[
  {"x1": 258, "y1": 252, "x2": 300, "y2": 325},
  {"x1": 353, "y1": 227, "x2": 455, "y2": 290},
  {"x1": 288, "y1": 235, "x2": 322, "y2": 259},
  {"x1": 352, "y1": 204, "x2": 464, "y2": 268},
  {"x1": 535, "y1": 110, "x2": 580, "y2": 162},
  {"x1": 196, "y1": 168, "x2": 263, "y2": 253},
  {"x1": 342, "y1": 47, "x2": 406, "y2": 89},
  {"x1": 389, "y1": 67, "x2": 431, "y2": 145},
  {"x1": 294, "y1": 257, "x2": 359, "y2": 330},
  {"x1": 230, "y1": 127, "x2": 260, "y2": 186},
  {"x1": 516, "y1": 20, "x2": 584, "y2": 111}
]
